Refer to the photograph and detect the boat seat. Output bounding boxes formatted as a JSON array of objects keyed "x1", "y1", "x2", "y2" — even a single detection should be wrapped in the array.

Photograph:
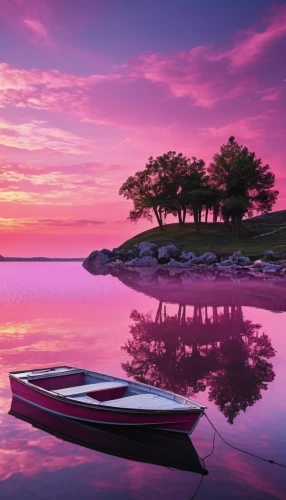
[
  {"x1": 70, "y1": 395, "x2": 100, "y2": 404},
  {"x1": 53, "y1": 381, "x2": 128, "y2": 397},
  {"x1": 101, "y1": 393, "x2": 188, "y2": 410}
]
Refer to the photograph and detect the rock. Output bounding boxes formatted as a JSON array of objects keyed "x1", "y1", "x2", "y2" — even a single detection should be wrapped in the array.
[
  {"x1": 100, "y1": 248, "x2": 113, "y2": 257},
  {"x1": 113, "y1": 248, "x2": 128, "y2": 258},
  {"x1": 108, "y1": 259, "x2": 123, "y2": 267},
  {"x1": 179, "y1": 251, "x2": 196, "y2": 261},
  {"x1": 187, "y1": 256, "x2": 204, "y2": 265},
  {"x1": 200, "y1": 252, "x2": 215, "y2": 263},
  {"x1": 263, "y1": 265, "x2": 281, "y2": 273},
  {"x1": 137, "y1": 242, "x2": 157, "y2": 257},
  {"x1": 158, "y1": 244, "x2": 180, "y2": 262},
  {"x1": 264, "y1": 250, "x2": 274, "y2": 260},
  {"x1": 125, "y1": 256, "x2": 158, "y2": 267},
  {"x1": 157, "y1": 246, "x2": 171, "y2": 262},
  {"x1": 252, "y1": 260, "x2": 266, "y2": 269},
  {"x1": 205, "y1": 254, "x2": 218, "y2": 265},
  {"x1": 165, "y1": 244, "x2": 180, "y2": 256},
  {"x1": 83, "y1": 250, "x2": 111, "y2": 275},
  {"x1": 86, "y1": 250, "x2": 110, "y2": 265},
  {"x1": 231, "y1": 250, "x2": 242, "y2": 261},
  {"x1": 237, "y1": 256, "x2": 251, "y2": 266},
  {"x1": 167, "y1": 259, "x2": 184, "y2": 267},
  {"x1": 126, "y1": 249, "x2": 138, "y2": 260},
  {"x1": 166, "y1": 259, "x2": 194, "y2": 268},
  {"x1": 140, "y1": 249, "x2": 155, "y2": 257},
  {"x1": 218, "y1": 259, "x2": 234, "y2": 267}
]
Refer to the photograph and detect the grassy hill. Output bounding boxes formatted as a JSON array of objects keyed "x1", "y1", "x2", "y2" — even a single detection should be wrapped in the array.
[{"x1": 120, "y1": 210, "x2": 286, "y2": 260}]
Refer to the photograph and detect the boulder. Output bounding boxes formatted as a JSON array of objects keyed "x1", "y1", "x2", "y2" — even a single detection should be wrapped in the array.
[
  {"x1": 157, "y1": 246, "x2": 171, "y2": 262},
  {"x1": 263, "y1": 265, "x2": 281, "y2": 273},
  {"x1": 83, "y1": 250, "x2": 111, "y2": 275},
  {"x1": 137, "y1": 242, "x2": 157, "y2": 258},
  {"x1": 166, "y1": 244, "x2": 180, "y2": 256},
  {"x1": 125, "y1": 256, "x2": 158, "y2": 267},
  {"x1": 187, "y1": 256, "x2": 204, "y2": 265},
  {"x1": 108, "y1": 259, "x2": 123, "y2": 267},
  {"x1": 252, "y1": 260, "x2": 266, "y2": 269},
  {"x1": 264, "y1": 250, "x2": 274, "y2": 260},
  {"x1": 100, "y1": 248, "x2": 114, "y2": 257},
  {"x1": 231, "y1": 250, "x2": 242, "y2": 261},
  {"x1": 113, "y1": 248, "x2": 129, "y2": 259},
  {"x1": 126, "y1": 249, "x2": 138, "y2": 260},
  {"x1": 179, "y1": 251, "x2": 196, "y2": 261},
  {"x1": 167, "y1": 259, "x2": 193, "y2": 268},
  {"x1": 140, "y1": 249, "x2": 155, "y2": 257},
  {"x1": 218, "y1": 259, "x2": 234, "y2": 267},
  {"x1": 237, "y1": 256, "x2": 251, "y2": 266},
  {"x1": 205, "y1": 254, "x2": 218, "y2": 265},
  {"x1": 200, "y1": 252, "x2": 215, "y2": 263},
  {"x1": 158, "y1": 244, "x2": 180, "y2": 259},
  {"x1": 86, "y1": 250, "x2": 110, "y2": 265}
]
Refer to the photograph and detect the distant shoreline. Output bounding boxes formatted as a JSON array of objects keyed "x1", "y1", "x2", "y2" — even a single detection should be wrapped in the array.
[{"x1": 0, "y1": 258, "x2": 84, "y2": 262}]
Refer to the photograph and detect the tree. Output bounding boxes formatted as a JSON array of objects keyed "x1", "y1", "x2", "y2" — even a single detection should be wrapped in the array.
[
  {"x1": 119, "y1": 169, "x2": 167, "y2": 229},
  {"x1": 209, "y1": 136, "x2": 279, "y2": 234},
  {"x1": 147, "y1": 152, "x2": 208, "y2": 225},
  {"x1": 119, "y1": 152, "x2": 208, "y2": 229}
]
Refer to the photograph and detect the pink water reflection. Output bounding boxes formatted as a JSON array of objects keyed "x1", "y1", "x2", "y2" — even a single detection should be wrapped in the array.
[{"x1": 0, "y1": 263, "x2": 286, "y2": 499}]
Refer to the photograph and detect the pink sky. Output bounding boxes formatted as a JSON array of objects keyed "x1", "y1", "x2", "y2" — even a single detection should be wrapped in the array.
[{"x1": 0, "y1": 0, "x2": 285, "y2": 256}]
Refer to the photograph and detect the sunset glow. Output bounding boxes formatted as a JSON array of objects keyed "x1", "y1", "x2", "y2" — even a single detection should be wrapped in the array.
[{"x1": 0, "y1": 0, "x2": 285, "y2": 256}]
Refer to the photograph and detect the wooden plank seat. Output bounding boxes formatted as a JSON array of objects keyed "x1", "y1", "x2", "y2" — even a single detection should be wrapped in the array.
[
  {"x1": 70, "y1": 395, "x2": 100, "y2": 404},
  {"x1": 101, "y1": 394, "x2": 189, "y2": 410},
  {"x1": 53, "y1": 381, "x2": 128, "y2": 397}
]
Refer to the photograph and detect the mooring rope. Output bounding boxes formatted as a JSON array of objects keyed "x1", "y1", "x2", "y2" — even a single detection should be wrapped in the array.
[
  {"x1": 203, "y1": 411, "x2": 286, "y2": 468},
  {"x1": 190, "y1": 428, "x2": 216, "y2": 500}
]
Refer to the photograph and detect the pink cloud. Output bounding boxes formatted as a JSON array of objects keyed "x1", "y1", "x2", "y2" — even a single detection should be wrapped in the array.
[
  {"x1": 0, "y1": 159, "x2": 132, "y2": 208},
  {"x1": 0, "y1": 117, "x2": 92, "y2": 154},
  {"x1": 222, "y1": 6, "x2": 286, "y2": 69},
  {"x1": 127, "y1": 48, "x2": 246, "y2": 108},
  {"x1": 199, "y1": 114, "x2": 269, "y2": 141},
  {"x1": 22, "y1": 18, "x2": 51, "y2": 46},
  {"x1": 0, "y1": 7, "x2": 284, "y2": 121},
  {"x1": 0, "y1": 0, "x2": 55, "y2": 45},
  {"x1": 261, "y1": 90, "x2": 281, "y2": 101}
]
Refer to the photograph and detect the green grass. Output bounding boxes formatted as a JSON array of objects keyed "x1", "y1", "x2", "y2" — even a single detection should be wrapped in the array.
[{"x1": 119, "y1": 210, "x2": 286, "y2": 260}]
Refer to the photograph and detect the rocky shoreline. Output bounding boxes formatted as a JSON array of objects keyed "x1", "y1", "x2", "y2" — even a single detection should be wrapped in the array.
[{"x1": 83, "y1": 242, "x2": 286, "y2": 277}]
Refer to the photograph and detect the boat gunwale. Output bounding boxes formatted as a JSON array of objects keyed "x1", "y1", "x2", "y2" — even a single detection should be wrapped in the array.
[{"x1": 9, "y1": 365, "x2": 205, "y2": 415}]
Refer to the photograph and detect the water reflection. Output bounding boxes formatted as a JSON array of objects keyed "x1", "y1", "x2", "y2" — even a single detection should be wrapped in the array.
[
  {"x1": 1, "y1": 264, "x2": 285, "y2": 499},
  {"x1": 9, "y1": 397, "x2": 207, "y2": 475},
  {"x1": 108, "y1": 268, "x2": 279, "y2": 424},
  {"x1": 83, "y1": 264, "x2": 286, "y2": 312}
]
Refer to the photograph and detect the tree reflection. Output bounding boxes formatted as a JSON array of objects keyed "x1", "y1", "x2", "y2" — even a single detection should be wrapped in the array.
[{"x1": 122, "y1": 302, "x2": 275, "y2": 423}]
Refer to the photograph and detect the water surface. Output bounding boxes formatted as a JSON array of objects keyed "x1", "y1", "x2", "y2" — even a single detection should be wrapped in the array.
[{"x1": 0, "y1": 263, "x2": 286, "y2": 499}]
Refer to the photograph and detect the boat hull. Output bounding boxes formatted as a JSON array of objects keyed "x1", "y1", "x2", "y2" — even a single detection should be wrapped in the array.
[
  {"x1": 9, "y1": 397, "x2": 208, "y2": 475},
  {"x1": 10, "y1": 377, "x2": 202, "y2": 434}
]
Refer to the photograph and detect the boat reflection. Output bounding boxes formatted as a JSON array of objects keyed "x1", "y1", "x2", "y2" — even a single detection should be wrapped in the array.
[
  {"x1": 122, "y1": 301, "x2": 276, "y2": 424},
  {"x1": 9, "y1": 397, "x2": 208, "y2": 475}
]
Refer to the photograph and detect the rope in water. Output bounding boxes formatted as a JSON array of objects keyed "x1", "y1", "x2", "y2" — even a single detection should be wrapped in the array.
[
  {"x1": 203, "y1": 411, "x2": 286, "y2": 468},
  {"x1": 190, "y1": 411, "x2": 286, "y2": 499},
  {"x1": 190, "y1": 428, "x2": 216, "y2": 500}
]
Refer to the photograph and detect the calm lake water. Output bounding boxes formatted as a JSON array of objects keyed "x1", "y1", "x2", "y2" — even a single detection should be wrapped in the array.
[{"x1": 0, "y1": 263, "x2": 286, "y2": 499}]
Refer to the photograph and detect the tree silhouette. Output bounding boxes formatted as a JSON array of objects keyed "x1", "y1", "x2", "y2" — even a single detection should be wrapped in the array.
[
  {"x1": 209, "y1": 136, "x2": 278, "y2": 234},
  {"x1": 122, "y1": 302, "x2": 276, "y2": 423}
]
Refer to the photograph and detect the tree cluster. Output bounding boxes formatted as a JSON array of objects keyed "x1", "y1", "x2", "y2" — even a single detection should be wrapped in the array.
[{"x1": 119, "y1": 136, "x2": 278, "y2": 235}]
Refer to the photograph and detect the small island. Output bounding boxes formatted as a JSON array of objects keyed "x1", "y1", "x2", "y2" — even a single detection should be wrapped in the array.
[{"x1": 84, "y1": 138, "x2": 286, "y2": 278}]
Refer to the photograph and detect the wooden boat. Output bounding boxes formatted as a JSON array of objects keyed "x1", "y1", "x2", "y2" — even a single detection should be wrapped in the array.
[
  {"x1": 9, "y1": 397, "x2": 208, "y2": 475},
  {"x1": 9, "y1": 365, "x2": 205, "y2": 434}
]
